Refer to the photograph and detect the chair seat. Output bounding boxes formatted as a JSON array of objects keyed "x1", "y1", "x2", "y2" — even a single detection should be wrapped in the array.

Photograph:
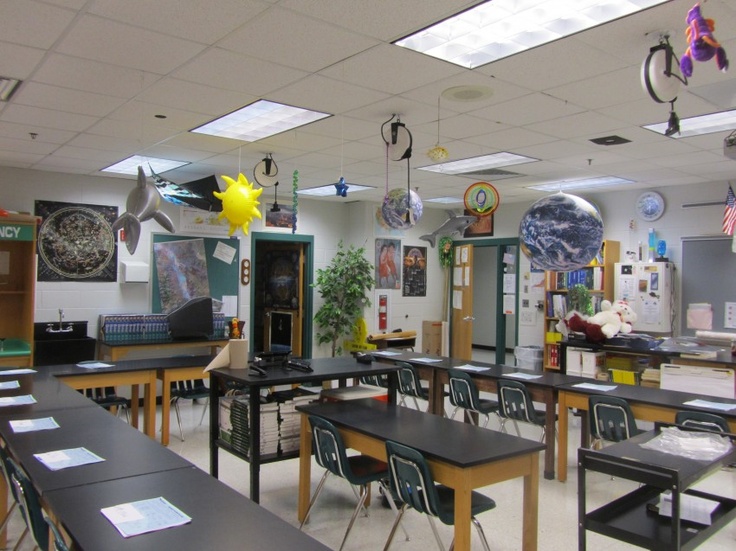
[
  {"x1": 434, "y1": 485, "x2": 496, "y2": 526},
  {"x1": 346, "y1": 455, "x2": 389, "y2": 484},
  {"x1": 476, "y1": 398, "x2": 499, "y2": 415}
]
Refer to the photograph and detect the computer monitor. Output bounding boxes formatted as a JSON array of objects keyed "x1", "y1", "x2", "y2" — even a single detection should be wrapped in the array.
[{"x1": 167, "y1": 296, "x2": 214, "y2": 340}]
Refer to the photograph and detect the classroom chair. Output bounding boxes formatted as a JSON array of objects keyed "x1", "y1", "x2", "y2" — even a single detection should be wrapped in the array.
[
  {"x1": 170, "y1": 379, "x2": 209, "y2": 441},
  {"x1": 588, "y1": 394, "x2": 643, "y2": 447},
  {"x1": 497, "y1": 378, "x2": 549, "y2": 441},
  {"x1": 0, "y1": 445, "x2": 26, "y2": 549},
  {"x1": 383, "y1": 439, "x2": 495, "y2": 551},
  {"x1": 8, "y1": 457, "x2": 49, "y2": 551},
  {"x1": 675, "y1": 410, "x2": 730, "y2": 433},
  {"x1": 300, "y1": 415, "x2": 405, "y2": 551},
  {"x1": 83, "y1": 387, "x2": 130, "y2": 423},
  {"x1": 447, "y1": 368, "x2": 498, "y2": 428},
  {"x1": 396, "y1": 361, "x2": 431, "y2": 412}
]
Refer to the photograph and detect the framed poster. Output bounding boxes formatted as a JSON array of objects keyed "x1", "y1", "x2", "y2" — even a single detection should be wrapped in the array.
[
  {"x1": 264, "y1": 203, "x2": 295, "y2": 230},
  {"x1": 35, "y1": 200, "x2": 118, "y2": 282},
  {"x1": 375, "y1": 238, "x2": 400, "y2": 289},
  {"x1": 402, "y1": 246, "x2": 427, "y2": 297},
  {"x1": 463, "y1": 210, "x2": 494, "y2": 238}
]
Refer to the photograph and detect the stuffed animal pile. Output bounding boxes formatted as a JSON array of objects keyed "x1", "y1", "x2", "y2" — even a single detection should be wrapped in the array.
[{"x1": 558, "y1": 300, "x2": 638, "y2": 344}]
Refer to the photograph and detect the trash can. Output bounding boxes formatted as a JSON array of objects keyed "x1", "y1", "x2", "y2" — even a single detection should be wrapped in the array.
[{"x1": 514, "y1": 345, "x2": 543, "y2": 371}]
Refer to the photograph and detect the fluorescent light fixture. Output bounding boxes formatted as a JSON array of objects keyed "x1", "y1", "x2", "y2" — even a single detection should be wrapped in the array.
[
  {"x1": 297, "y1": 183, "x2": 374, "y2": 197},
  {"x1": 418, "y1": 152, "x2": 538, "y2": 174},
  {"x1": 101, "y1": 155, "x2": 190, "y2": 176},
  {"x1": 191, "y1": 99, "x2": 331, "y2": 141},
  {"x1": 425, "y1": 197, "x2": 464, "y2": 204},
  {"x1": 528, "y1": 176, "x2": 634, "y2": 192},
  {"x1": 0, "y1": 77, "x2": 21, "y2": 102},
  {"x1": 394, "y1": 0, "x2": 668, "y2": 69},
  {"x1": 643, "y1": 109, "x2": 736, "y2": 138}
]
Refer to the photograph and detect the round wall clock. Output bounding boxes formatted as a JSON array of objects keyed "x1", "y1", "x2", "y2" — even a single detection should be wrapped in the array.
[{"x1": 636, "y1": 191, "x2": 665, "y2": 221}]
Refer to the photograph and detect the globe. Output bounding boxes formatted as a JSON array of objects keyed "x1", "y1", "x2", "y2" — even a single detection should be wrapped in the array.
[
  {"x1": 519, "y1": 193, "x2": 603, "y2": 271},
  {"x1": 381, "y1": 188, "x2": 423, "y2": 229}
]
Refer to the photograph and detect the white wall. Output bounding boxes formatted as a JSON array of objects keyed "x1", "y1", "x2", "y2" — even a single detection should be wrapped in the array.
[{"x1": 2, "y1": 165, "x2": 731, "y2": 356}]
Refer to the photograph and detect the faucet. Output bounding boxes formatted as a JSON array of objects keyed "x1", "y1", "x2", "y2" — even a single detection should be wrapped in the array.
[{"x1": 46, "y1": 309, "x2": 74, "y2": 333}]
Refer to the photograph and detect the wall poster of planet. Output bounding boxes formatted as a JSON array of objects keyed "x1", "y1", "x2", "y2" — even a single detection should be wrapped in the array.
[{"x1": 35, "y1": 200, "x2": 118, "y2": 282}]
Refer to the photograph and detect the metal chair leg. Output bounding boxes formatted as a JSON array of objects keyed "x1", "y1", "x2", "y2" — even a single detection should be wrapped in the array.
[
  {"x1": 472, "y1": 516, "x2": 492, "y2": 551},
  {"x1": 379, "y1": 480, "x2": 410, "y2": 542},
  {"x1": 172, "y1": 398, "x2": 184, "y2": 442},
  {"x1": 197, "y1": 397, "x2": 209, "y2": 426},
  {"x1": 339, "y1": 484, "x2": 370, "y2": 551},
  {"x1": 426, "y1": 515, "x2": 446, "y2": 551},
  {"x1": 299, "y1": 470, "x2": 331, "y2": 528},
  {"x1": 383, "y1": 503, "x2": 408, "y2": 551}
]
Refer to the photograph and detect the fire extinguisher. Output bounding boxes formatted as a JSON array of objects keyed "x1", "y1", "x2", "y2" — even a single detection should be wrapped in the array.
[{"x1": 378, "y1": 295, "x2": 387, "y2": 331}]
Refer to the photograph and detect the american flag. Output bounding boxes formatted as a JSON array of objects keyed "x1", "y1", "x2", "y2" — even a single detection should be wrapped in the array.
[{"x1": 723, "y1": 185, "x2": 736, "y2": 236}]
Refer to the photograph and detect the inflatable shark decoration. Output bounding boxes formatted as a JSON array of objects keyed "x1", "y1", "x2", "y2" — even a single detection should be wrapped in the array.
[
  {"x1": 113, "y1": 165, "x2": 175, "y2": 254},
  {"x1": 420, "y1": 210, "x2": 478, "y2": 247}
]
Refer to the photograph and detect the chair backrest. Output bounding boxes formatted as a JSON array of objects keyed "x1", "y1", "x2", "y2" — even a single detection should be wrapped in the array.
[
  {"x1": 497, "y1": 379, "x2": 541, "y2": 425},
  {"x1": 46, "y1": 517, "x2": 70, "y2": 551},
  {"x1": 0, "y1": 444, "x2": 20, "y2": 505},
  {"x1": 359, "y1": 374, "x2": 386, "y2": 387},
  {"x1": 8, "y1": 458, "x2": 49, "y2": 551},
  {"x1": 447, "y1": 368, "x2": 481, "y2": 411},
  {"x1": 589, "y1": 395, "x2": 639, "y2": 443},
  {"x1": 396, "y1": 361, "x2": 424, "y2": 399},
  {"x1": 308, "y1": 415, "x2": 351, "y2": 480},
  {"x1": 675, "y1": 410, "x2": 730, "y2": 433},
  {"x1": 385, "y1": 440, "x2": 452, "y2": 525}
]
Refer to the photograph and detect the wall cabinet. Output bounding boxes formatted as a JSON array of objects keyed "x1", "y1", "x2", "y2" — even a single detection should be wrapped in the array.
[
  {"x1": 0, "y1": 214, "x2": 39, "y2": 367},
  {"x1": 543, "y1": 240, "x2": 619, "y2": 371}
]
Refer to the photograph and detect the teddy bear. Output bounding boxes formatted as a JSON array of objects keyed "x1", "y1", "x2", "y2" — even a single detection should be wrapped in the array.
[
  {"x1": 586, "y1": 300, "x2": 637, "y2": 340},
  {"x1": 557, "y1": 300, "x2": 637, "y2": 343}
]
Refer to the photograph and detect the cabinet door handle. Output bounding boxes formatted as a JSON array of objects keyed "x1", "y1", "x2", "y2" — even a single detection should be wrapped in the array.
[{"x1": 463, "y1": 316, "x2": 475, "y2": 321}]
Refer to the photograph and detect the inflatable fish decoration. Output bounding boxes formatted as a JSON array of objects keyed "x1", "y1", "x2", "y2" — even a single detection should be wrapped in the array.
[
  {"x1": 112, "y1": 166, "x2": 175, "y2": 254},
  {"x1": 420, "y1": 210, "x2": 478, "y2": 248}
]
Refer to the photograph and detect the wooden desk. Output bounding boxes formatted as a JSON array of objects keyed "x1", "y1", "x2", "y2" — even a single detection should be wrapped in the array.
[
  {"x1": 97, "y1": 338, "x2": 226, "y2": 362},
  {"x1": 43, "y1": 467, "x2": 331, "y2": 551},
  {"x1": 557, "y1": 382, "x2": 736, "y2": 482},
  {"x1": 208, "y1": 357, "x2": 400, "y2": 503},
  {"x1": 297, "y1": 399, "x2": 544, "y2": 551}
]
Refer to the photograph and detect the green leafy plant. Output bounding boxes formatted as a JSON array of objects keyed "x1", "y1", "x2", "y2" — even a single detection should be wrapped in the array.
[
  {"x1": 313, "y1": 241, "x2": 374, "y2": 357},
  {"x1": 569, "y1": 283, "x2": 593, "y2": 317}
]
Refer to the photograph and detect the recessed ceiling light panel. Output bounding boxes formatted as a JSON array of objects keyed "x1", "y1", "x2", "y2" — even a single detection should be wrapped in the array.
[
  {"x1": 419, "y1": 152, "x2": 538, "y2": 174},
  {"x1": 643, "y1": 109, "x2": 736, "y2": 138},
  {"x1": 102, "y1": 155, "x2": 189, "y2": 176},
  {"x1": 191, "y1": 100, "x2": 331, "y2": 142},
  {"x1": 394, "y1": 0, "x2": 669, "y2": 69},
  {"x1": 528, "y1": 176, "x2": 634, "y2": 192}
]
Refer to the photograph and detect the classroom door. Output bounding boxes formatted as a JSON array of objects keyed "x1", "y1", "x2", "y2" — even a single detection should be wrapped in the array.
[{"x1": 451, "y1": 244, "x2": 474, "y2": 360}]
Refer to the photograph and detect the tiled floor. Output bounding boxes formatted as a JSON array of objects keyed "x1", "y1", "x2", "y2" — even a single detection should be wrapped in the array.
[{"x1": 4, "y1": 377, "x2": 736, "y2": 550}]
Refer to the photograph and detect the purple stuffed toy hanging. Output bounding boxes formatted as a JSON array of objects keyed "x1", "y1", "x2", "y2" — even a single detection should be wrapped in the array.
[{"x1": 680, "y1": 2, "x2": 729, "y2": 78}]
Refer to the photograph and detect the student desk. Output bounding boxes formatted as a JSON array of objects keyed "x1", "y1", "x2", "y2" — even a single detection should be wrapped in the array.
[
  {"x1": 557, "y1": 381, "x2": 736, "y2": 482},
  {"x1": 208, "y1": 356, "x2": 400, "y2": 503},
  {"x1": 374, "y1": 350, "x2": 587, "y2": 480},
  {"x1": 0, "y1": 370, "x2": 99, "y2": 414},
  {"x1": 97, "y1": 338, "x2": 227, "y2": 362},
  {"x1": 43, "y1": 466, "x2": 331, "y2": 551},
  {"x1": 297, "y1": 399, "x2": 545, "y2": 551}
]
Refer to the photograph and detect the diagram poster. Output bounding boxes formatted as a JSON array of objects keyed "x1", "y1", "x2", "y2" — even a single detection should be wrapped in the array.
[{"x1": 402, "y1": 246, "x2": 427, "y2": 297}]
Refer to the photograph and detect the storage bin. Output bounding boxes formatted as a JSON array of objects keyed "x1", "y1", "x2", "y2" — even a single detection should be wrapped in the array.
[{"x1": 515, "y1": 345, "x2": 543, "y2": 371}]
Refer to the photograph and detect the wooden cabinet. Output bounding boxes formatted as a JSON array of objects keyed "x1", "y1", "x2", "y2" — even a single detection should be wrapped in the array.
[
  {"x1": 0, "y1": 214, "x2": 39, "y2": 367},
  {"x1": 543, "y1": 240, "x2": 619, "y2": 371}
]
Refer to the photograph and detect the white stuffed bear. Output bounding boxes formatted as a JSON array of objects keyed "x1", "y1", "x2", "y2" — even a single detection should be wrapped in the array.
[{"x1": 586, "y1": 300, "x2": 637, "y2": 339}]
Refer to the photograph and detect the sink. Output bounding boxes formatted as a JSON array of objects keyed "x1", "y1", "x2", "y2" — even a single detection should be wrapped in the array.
[{"x1": 34, "y1": 321, "x2": 96, "y2": 366}]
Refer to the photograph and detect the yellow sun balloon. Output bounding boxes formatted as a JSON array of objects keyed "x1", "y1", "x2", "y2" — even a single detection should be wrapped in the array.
[{"x1": 214, "y1": 173, "x2": 263, "y2": 235}]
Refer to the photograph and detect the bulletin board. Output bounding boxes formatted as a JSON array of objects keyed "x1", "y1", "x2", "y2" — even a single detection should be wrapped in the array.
[
  {"x1": 681, "y1": 236, "x2": 735, "y2": 336},
  {"x1": 151, "y1": 233, "x2": 240, "y2": 314}
]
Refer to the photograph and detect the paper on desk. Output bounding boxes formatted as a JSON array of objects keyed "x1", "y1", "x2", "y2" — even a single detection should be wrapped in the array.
[
  {"x1": 572, "y1": 383, "x2": 617, "y2": 392},
  {"x1": 101, "y1": 496, "x2": 192, "y2": 538},
  {"x1": 0, "y1": 368, "x2": 36, "y2": 375},
  {"x1": 76, "y1": 361, "x2": 113, "y2": 369},
  {"x1": 10, "y1": 417, "x2": 59, "y2": 433},
  {"x1": 683, "y1": 399, "x2": 736, "y2": 412},
  {"x1": 0, "y1": 380, "x2": 20, "y2": 389},
  {"x1": 372, "y1": 350, "x2": 402, "y2": 356},
  {"x1": 204, "y1": 339, "x2": 248, "y2": 372},
  {"x1": 658, "y1": 492, "x2": 719, "y2": 525},
  {"x1": 412, "y1": 357, "x2": 442, "y2": 363},
  {"x1": 0, "y1": 394, "x2": 36, "y2": 407},
  {"x1": 503, "y1": 372, "x2": 543, "y2": 380},
  {"x1": 34, "y1": 447, "x2": 105, "y2": 471},
  {"x1": 455, "y1": 364, "x2": 488, "y2": 373}
]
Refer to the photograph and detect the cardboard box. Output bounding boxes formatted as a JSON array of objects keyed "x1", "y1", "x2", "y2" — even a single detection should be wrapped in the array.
[{"x1": 422, "y1": 320, "x2": 443, "y2": 356}]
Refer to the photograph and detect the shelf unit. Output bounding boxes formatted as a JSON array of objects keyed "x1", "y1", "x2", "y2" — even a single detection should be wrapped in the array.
[
  {"x1": 0, "y1": 214, "x2": 39, "y2": 368},
  {"x1": 543, "y1": 240, "x2": 619, "y2": 371},
  {"x1": 579, "y1": 424, "x2": 736, "y2": 550}
]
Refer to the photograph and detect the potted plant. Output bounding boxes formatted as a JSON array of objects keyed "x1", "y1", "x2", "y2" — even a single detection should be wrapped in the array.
[
  {"x1": 569, "y1": 283, "x2": 594, "y2": 317},
  {"x1": 313, "y1": 241, "x2": 374, "y2": 356}
]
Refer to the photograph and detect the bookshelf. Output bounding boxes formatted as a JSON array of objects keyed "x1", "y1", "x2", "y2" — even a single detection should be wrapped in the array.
[
  {"x1": 543, "y1": 240, "x2": 619, "y2": 371},
  {"x1": 0, "y1": 214, "x2": 39, "y2": 368}
]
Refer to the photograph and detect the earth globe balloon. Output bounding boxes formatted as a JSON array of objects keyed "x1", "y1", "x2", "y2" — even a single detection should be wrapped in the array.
[
  {"x1": 519, "y1": 193, "x2": 603, "y2": 271},
  {"x1": 381, "y1": 188, "x2": 423, "y2": 230}
]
